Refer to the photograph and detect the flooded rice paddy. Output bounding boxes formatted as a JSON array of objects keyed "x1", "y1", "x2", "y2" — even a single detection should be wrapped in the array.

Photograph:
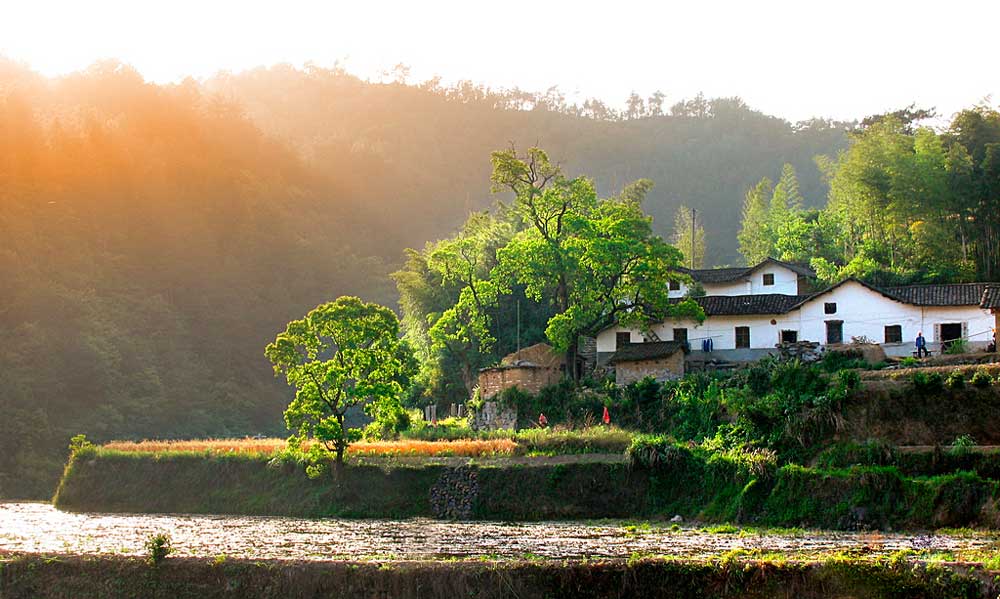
[{"x1": 1, "y1": 502, "x2": 998, "y2": 561}]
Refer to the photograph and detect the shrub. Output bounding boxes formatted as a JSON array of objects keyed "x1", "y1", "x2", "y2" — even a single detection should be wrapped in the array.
[
  {"x1": 911, "y1": 371, "x2": 944, "y2": 394},
  {"x1": 944, "y1": 338, "x2": 968, "y2": 355},
  {"x1": 900, "y1": 356, "x2": 919, "y2": 368},
  {"x1": 971, "y1": 368, "x2": 993, "y2": 388},
  {"x1": 145, "y1": 532, "x2": 172, "y2": 566},
  {"x1": 952, "y1": 434, "x2": 976, "y2": 450},
  {"x1": 945, "y1": 369, "x2": 966, "y2": 390},
  {"x1": 68, "y1": 434, "x2": 93, "y2": 455}
]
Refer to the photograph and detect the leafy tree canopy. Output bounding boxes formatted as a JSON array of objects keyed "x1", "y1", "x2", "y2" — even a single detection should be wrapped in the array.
[{"x1": 265, "y1": 296, "x2": 416, "y2": 466}]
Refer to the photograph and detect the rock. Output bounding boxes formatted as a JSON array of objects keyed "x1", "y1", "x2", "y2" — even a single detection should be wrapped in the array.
[{"x1": 670, "y1": 514, "x2": 683, "y2": 523}]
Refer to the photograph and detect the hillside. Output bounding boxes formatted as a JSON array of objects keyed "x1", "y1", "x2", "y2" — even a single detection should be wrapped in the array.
[
  {"x1": 207, "y1": 65, "x2": 850, "y2": 265},
  {"x1": 0, "y1": 60, "x2": 849, "y2": 498}
]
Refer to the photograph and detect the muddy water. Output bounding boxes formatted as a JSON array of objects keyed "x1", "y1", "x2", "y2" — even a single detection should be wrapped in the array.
[{"x1": 1, "y1": 502, "x2": 996, "y2": 561}]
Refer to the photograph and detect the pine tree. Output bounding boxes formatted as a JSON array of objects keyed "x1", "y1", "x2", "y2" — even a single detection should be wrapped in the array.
[
  {"x1": 672, "y1": 205, "x2": 706, "y2": 268},
  {"x1": 737, "y1": 177, "x2": 773, "y2": 265}
]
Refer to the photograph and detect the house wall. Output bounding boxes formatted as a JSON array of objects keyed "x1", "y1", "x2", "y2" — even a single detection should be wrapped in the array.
[
  {"x1": 477, "y1": 366, "x2": 561, "y2": 399},
  {"x1": 793, "y1": 282, "x2": 993, "y2": 355},
  {"x1": 600, "y1": 280, "x2": 994, "y2": 363},
  {"x1": 667, "y1": 265, "x2": 802, "y2": 298},
  {"x1": 615, "y1": 352, "x2": 685, "y2": 385},
  {"x1": 595, "y1": 327, "x2": 646, "y2": 355}
]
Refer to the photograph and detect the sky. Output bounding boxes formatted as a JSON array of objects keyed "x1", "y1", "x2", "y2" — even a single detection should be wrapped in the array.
[{"x1": 2, "y1": 0, "x2": 998, "y2": 123}]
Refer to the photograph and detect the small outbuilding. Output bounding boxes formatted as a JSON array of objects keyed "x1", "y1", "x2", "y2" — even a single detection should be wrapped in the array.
[
  {"x1": 477, "y1": 343, "x2": 565, "y2": 399},
  {"x1": 609, "y1": 341, "x2": 688, "y2": 386}
]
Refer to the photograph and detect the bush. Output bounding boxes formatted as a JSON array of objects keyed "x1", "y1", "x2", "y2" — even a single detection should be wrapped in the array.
[
  {"x1": 951, "y1": 434, "x2": 976, "y2": 451},
  {"x1": 944, "y1": 338, "x2": 968, "y2": 355},
  {"x1": 911, "y1": 371, "x2": 944, "y2": 394},
  {"x1": 971, "y1": 368, "x2": 994, "y2": 388},
  {"x1": 900, "y1": 356, "x2": 919, "y2": 368},
  {"x1": 946, "y1": 369, "x2": 966, "y2": 390},
  {"x1": 145, "y1": 532, "x2": 172, "y2": 566}
]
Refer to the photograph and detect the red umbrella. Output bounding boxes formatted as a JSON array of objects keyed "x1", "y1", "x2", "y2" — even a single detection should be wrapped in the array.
[{"x1": 602, "y1": 406, "x2": 610, "y2": 425}]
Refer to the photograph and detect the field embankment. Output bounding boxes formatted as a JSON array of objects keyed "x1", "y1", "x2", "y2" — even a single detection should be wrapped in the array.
[
  {"x1": 838, "y1": 383, "x2": 1000, "y2": 446},
  {"x1": 1, "y1": 552, "x2": 995, "y2": 599},
  {"x1": 53, "y1": 445, "x2": 1000, "y2": 529}
]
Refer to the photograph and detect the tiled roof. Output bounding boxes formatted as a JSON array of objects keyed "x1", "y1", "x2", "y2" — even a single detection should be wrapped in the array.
[
  {"x1": 980, "y1": 286, "x2": 1000, "y2": 309},
  {"x1": 678, "y1": 266, "x2": 750, "y2": 284},
  {"x1": 681, "y1": 294, "x2": 814, "y2": 316},
  {"x1": 609, "y1": 341, "x2": 687, "y2": 364},
  {"x1": 677, "y1": 258, "x2": 815, "y2": 284},
  {"x1": 881, "y1": 283, "x2": 995, "y2": 307}
]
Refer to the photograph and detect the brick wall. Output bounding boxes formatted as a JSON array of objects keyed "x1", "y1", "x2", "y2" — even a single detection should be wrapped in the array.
[
  {"x1": 478, "y1": 366, "x2": 562, "y2": 399},
  {"x1": 614, "y1": 351, "x2": 685, "y2": 386}
]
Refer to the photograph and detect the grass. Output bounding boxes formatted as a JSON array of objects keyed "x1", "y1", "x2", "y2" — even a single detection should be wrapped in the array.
[
  {"x1": 100, "y1": 427, "x2": 630, "y2": 458},
  {"x1": 2, "y1": 551, "x2": 997, "y2": 599}
]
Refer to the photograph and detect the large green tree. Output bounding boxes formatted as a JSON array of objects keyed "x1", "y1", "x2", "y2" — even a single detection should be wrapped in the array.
[
  {"x1": 265, "y1": 296, "x2": 415, "y2": 466},
  {"x1": 488, "y1": 148, "x2": 704, "y2": 377}
]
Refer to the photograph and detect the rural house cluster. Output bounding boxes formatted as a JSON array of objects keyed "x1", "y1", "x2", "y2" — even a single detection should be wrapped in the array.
[{"x1": 596, "y1": 258, "x2": 1000, "y2": 383}]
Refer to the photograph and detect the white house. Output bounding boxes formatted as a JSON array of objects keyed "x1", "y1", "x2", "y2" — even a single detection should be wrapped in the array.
[
  {"x1": 668, "y1": 258, "x2": 815, "y2": 298},
  {"x1": 599, "y1": 259, "x2": 999, "y2": 365}
]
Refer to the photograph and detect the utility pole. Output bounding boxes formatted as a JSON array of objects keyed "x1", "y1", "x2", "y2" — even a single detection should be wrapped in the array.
[{"x1": 690, "y1": 207, "x2": 697, "y2": 269}]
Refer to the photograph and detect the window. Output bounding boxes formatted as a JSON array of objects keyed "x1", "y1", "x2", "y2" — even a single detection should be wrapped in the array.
[
  {"x1": 826, "y1": 320, "x2": 843, "y2": 344},
  {"x1": 673, "y1": 328, "x2": 688, "y2": 343},
  {"x1": 669, "y1": 280, "x2": 681, "y2": 291},
  {"x1": 824, "y1": 302, "x2": 837, "y2": 314},
  {"x1": 780, "y1": 330, "x2": 798, "y2": 344},
  {"x1": 615, "y1": 332, "x2": 631, "y2": 349},
  {"x1": 735, "y1": 326, "x2": 750, "y2": 348},
  {"x1": 884, "y1": 325, "x2": 902, "y2": 344},
  {"x1": 762, "y1": 273, "x2": 775, "y2": 286}
]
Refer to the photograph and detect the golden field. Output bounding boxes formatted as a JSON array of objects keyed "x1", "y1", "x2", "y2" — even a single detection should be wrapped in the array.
[{"x1": 101, "y1": 438, "x2": 518, "y2": 457}]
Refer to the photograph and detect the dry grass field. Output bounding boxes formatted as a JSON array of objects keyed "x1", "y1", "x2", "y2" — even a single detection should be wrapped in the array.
[{"x1": 101, "y1": 438, "x2": 518, "y2": 457}]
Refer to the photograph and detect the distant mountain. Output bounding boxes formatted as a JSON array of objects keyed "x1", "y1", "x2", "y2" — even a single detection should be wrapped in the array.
[{"x1": 208, "y1": 65, "x2": 851, "y2": 265}]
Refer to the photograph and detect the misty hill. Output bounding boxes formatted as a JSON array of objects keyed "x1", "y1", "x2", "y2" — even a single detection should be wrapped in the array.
[
  {"x1": 207, "y1": 64, "x2": 851, "y2": 266},
  {"x1": 0, "y1": 59, "x2": 848, "y2": 497}
]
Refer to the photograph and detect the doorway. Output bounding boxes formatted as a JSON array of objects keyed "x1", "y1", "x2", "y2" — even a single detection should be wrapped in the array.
[
  {"x1": 826, "y1": 320, "x2": 843, "y2": 345},
  {"x1": 940, "y1": 323, "x2": 963, "y2": 349}
]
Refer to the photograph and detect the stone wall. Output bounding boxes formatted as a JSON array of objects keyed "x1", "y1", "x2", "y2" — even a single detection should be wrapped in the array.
[
  {"x1": 477, "y1": 366, "x2": 561, "y2": 399},
  {"x1": 614, "y1": 351, "x2": 685, "y2": 386},
  {"x1": 470, "y1": 401, "x2": 517, "y2": 431}
]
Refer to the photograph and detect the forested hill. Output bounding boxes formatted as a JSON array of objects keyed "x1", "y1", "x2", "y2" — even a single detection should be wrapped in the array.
[
  {"x1": 0, "y1": 59, "x2": 848, "y2": 497},
  {"x1": 206, "y1": 65, "x2": 851, "y2": 265}
]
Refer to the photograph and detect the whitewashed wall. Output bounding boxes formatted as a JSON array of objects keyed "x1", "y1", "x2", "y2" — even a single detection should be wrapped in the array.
[
  {"x1": 600, "y1": 279, "x2": 994, "y2": 357},
  {"x1": 667, "y1": 265, "x2": 802, "y2": 299}
]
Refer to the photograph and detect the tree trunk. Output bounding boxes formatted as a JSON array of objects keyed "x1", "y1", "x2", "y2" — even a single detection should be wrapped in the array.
[
  {"x1": 335, "y1": 414, "x2": 346, "y2": 469},
  {"x1": 565, "y1": 334, "x2": 579, "y2": 383}
]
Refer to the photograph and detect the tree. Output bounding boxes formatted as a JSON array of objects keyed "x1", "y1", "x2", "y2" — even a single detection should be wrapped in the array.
[
  {"x1": 671, "y1": 205, "x2": 706, "y2": 268},
  {"x1": 489, "y1": 147, "x2": 704, "y2": 378},
  {"x1": 738, "y1": 178, "x2": 774, "y2": 265},
  {"x1": 265, "y1": 296, "x2": 415, "y2": 466}
]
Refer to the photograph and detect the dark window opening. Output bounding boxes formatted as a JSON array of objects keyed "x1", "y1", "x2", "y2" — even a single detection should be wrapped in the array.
[
  {"x1": 940, "y1": 323, "x2": 963, "y2": 349},
  {"x1": 824, "y1": 302, "x2": 837, "y2": 314},
  {"x1": 884, "y1": 325, "x2": 902, "y2": 344},
  {"x1": 673, "y1": 328, "x2": 688, "y2": 343},
  {"x1": 735, "y1": 326, "x2": 751, "y2": 348},
  {"x1": 669, "y1": 280, "x2": 681, "y2": 291},
  {"x1": 615, "y1": 332, "x2": 631, "y2": 349},
  {"x1": 763, "y1": 273, "x2": 775, "y2": 286},
  {"x1": 826, "y1": 320, "x2": 843, "y2": 344},
  {"x1": 780, "y1": 330, "x2": 798, "y2": 344}
]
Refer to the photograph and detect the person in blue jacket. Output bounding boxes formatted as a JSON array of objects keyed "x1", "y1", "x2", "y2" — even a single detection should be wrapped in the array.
[{"x1": 915, "y1": 331, "x2": 928, "y2": 358}]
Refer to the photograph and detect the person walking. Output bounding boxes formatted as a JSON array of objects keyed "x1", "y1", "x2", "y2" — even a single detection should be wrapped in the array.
[{"x1": 916, "y1": 331, "x2": 928, "y2": 358}]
